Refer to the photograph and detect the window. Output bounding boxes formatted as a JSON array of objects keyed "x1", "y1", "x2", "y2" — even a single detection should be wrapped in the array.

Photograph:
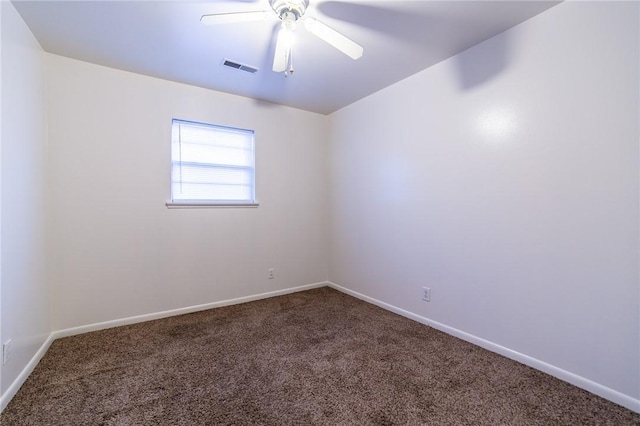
[{"x1": 169, "y1": 119, "x2": 257, "y2": 207}]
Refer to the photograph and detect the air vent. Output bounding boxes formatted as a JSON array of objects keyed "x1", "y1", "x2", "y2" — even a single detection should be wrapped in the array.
[{"x1": 222, "y1": 59, "x2": 259, "y2": 74}]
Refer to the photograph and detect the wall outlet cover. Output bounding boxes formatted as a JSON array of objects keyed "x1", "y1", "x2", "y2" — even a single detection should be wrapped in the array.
[
  {"x1": 422, "y1": 287, "x2": 431, "y2": 302},
  {"x1": 2, "y1": 339, "x2": 13, "y2": 365}
]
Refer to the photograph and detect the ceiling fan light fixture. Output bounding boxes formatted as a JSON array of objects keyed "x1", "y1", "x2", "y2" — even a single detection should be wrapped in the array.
[
  {"x1": 280, "y1": 11, "x2": 298, "y2": 31},
  {"x1": 202, "y1": 0, "x2": 363, "y2": 75},
  {"x1": 279, "y1": 27, "x2": 295, "y2": 49}
]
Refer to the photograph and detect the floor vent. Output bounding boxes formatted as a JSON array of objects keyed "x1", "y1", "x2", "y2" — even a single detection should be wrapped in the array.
[{"x1": 222, "y1": 59, "x2": 258, "y2": 74}]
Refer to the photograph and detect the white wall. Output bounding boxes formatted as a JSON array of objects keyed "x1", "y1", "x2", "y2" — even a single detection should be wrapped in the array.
[
  {"x1": 46, "y1": 54, "x2": 329, "y2": 330},
  {"x1": 0, "y1": 0, "x2": 51, "y2": 399},
  {"x1": 328, "y1": 0, "x2": 639, "y2": 407},
  {"x1": 2, "y1": 0, "x2": 638, "y2": 414}
]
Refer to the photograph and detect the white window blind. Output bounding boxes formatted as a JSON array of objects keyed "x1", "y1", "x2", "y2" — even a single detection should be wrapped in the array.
[{"x1": 171, "y1": 119, "x2": 255, "y2": 204}]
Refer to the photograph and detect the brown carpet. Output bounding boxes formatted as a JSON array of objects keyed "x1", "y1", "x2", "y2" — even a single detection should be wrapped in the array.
[{"x1": 1, "y1": 287, "x2": 638, "y2": 425}]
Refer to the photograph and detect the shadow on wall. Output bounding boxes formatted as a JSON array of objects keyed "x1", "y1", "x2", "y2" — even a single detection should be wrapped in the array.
[{"x1": 454, "y1": 33, "x2": 511, "y2": 91}]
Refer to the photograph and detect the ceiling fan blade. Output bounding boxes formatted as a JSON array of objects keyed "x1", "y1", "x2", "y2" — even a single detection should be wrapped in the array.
[
  {"x1": 201, "y1": 11, "x2": 271, "y2": 25},
  {"x1": 303, "y1": 17, "x2": 363, "y2": 60},
  {"x1": 273, "y1": 30, "x2": 289, "y2": 72}
]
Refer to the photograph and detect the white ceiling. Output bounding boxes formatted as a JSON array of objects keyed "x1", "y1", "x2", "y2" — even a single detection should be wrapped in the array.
[{"x1": 12, "y1": 0, "x2": 561, "y2": 115}]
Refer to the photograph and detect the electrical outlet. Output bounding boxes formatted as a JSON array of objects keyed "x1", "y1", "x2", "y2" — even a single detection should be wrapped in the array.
[
  {"x1": 268, "y1": 268, "x2": 274, "y2": 279},
  {"x1": 2, "y1": 339, "x2": 13, "y2": 365},
  {"x1": 422, "y1": 287, "x2": 431, "y2": 302}
]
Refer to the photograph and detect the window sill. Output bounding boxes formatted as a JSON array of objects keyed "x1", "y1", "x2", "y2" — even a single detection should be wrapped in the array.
[{"x1": 166, "y1": 201, "x2": 259, "y2": 209}]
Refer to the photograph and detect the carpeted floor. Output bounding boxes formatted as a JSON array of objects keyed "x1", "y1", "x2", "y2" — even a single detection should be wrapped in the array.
[{"x1": 1, "y1": 287, "x2": 638, "y2": 425}]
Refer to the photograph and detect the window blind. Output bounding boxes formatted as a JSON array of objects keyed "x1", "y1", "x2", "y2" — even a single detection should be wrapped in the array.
[{"x1": 171, "y1": 119, "x2": 255, "y2": 203}]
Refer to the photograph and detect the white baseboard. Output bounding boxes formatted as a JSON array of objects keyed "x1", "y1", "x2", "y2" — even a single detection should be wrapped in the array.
[
  {"x1": 327, "y1": 281, "x2": 640, "y2": 414},
  {"x1": 53, "y1": 281, "x2": 329, "y2": 339},
  {"x1": 0, "y1": 333, "x2": 55, "y2": 412},
  {"x1": 0, "y1": 281, "x2": 328, "y2": 413}
]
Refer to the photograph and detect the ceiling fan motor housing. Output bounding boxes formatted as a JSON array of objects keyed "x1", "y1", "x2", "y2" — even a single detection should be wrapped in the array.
[{"x1": 269, "y1": 0, "x2": 309, "y2": 20}]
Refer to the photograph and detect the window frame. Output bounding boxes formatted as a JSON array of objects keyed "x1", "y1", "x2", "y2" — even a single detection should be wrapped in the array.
[{"x1": 166, "y1": 119, "x2": 259, "y2": 208}]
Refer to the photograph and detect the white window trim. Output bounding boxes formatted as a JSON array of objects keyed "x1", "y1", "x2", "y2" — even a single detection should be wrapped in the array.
[
  {"x1": 165, "y1": 201, "x2": 259, "y2": 208},
  {"x1": 168, "y1": 119, "x2": 257, "y2": 208}
]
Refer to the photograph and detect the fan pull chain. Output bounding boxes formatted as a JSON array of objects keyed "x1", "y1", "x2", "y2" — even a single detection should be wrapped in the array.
[
  {"x1": 289, "y1": 48, "x2": 294, "y2": 75},
  {"x1": 285, "y1": 47, "x2": 294, "y2": 77}
]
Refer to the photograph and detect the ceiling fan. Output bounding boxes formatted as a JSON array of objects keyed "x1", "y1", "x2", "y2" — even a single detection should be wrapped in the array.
[{"x1": 201, "y1": 0, "x2": 364, "y2": 76}]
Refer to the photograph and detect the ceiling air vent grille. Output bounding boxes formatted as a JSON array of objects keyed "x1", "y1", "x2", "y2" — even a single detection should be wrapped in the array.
[{"x1": 222, "y1": 59, "x2": 258, "y2": 74}]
